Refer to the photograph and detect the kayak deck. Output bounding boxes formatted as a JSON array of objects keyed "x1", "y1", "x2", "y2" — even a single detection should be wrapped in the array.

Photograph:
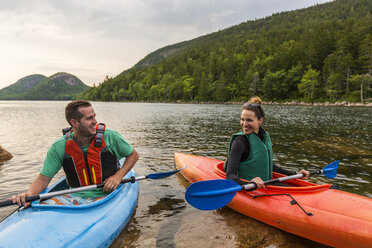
[
  {"x1": 175, "y1": 152, "x2": 372, "y2": 248},
  {"x1": 0, "y1": 169, "x2": 139, "y2": 248}
]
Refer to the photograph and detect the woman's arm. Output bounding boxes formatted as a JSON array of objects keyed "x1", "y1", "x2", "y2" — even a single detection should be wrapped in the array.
[
  {"x1": 273, "y1": 163, "x2": 295, "y2": 175},
  {"x1": 226, "y1": 136, "x2": 248, "y2": 185},
  {"x1": 273, "y1": 164, "x2": 310, "y2": 179}
]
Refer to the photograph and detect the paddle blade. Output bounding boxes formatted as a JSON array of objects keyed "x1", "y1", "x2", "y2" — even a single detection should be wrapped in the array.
[
  {"x1": 147, "y1": 167, "x2": 185, "y2": 179},
  {"x1": 185, "y1": 179, "x2": 241, "y2": 211},
  {"x1": 323, "y1": 160, "x2": 339, "y2": 179}
]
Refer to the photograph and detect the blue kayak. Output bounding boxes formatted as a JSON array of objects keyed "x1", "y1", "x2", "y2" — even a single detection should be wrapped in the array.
[{"x1": 0, "y1": 169, "x2": 139, "y2": 248}]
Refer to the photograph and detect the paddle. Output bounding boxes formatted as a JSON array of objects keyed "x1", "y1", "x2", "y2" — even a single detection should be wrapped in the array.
[
  {"x1": 185, "y1": 160, "x2": 339, "y2": 210},
  {"x1": 0, "y1": 168, "x2": 184, "y2": 207}
]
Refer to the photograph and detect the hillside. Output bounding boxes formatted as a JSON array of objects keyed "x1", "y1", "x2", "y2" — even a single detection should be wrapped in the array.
[
  {"x1": 0, "y1": 73, "x2": 90, "y2": 100},
  {"x1": 85, "y1": 0, "x2": 372, "y2": 103},
  {"x1": 0, "y1": 74, "x2": 46, "y2": 97}
]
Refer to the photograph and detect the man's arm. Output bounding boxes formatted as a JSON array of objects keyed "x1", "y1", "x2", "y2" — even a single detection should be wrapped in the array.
[
  {"x1": 12, "y1": 173, "x2": 52, "y2": 207},
  {"x1": 103, "y1": 149, "x2": 139, "y2": 192}
]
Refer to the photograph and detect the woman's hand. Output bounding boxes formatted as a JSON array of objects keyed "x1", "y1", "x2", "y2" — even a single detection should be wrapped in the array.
[
  {"x1": 298, "y1": 169, "x2": 310, "y2": 180},
  {"x1": 251, "y1": 177, "x2": 265, "y2": 189}
]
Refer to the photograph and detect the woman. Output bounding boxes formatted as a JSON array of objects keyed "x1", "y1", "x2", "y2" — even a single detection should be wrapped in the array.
[{"x1": 225, "y1": 96, "x2": 309, "y2": 189}]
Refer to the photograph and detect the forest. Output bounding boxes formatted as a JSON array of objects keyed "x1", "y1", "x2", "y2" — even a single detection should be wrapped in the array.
[{"x1": 83, "y1": 0, "x2": 372, "y2": 103}]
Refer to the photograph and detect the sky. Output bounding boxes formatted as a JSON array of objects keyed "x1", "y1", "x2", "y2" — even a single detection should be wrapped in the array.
[{"x1": 0, "y1": 0, "x2": 332, "y2": 89}]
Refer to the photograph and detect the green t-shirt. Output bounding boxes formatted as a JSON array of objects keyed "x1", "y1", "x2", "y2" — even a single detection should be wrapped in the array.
[{"x1": 41, "y1": 128, "x2": 133, "y2": 198}]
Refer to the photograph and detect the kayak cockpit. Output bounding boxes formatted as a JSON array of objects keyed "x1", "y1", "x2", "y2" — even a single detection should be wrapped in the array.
[
  {"x1": 214, "y1": 162, "x2": 331, "y2": 193},
  {"x1": 31, "y1": 176, "x2": 127, "y2": 210}
]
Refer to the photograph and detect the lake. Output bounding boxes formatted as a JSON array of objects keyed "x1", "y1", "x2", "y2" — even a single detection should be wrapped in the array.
[{"x1": 0, "y1": 101, "x2": 371, "y2": 247}]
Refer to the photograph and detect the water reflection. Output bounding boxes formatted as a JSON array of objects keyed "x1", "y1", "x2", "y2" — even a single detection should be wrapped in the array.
[
  {"x1": 216, "y1": 207, "x2": 329, "y2": 248},
  {"x1": 146, "y1": 196, "x2": 185, "y2": 217},
  {"x1": 0, "y1": 101, "x2": 371, "y2": 247},
  {"x1": 110, "y1": 214, "x2": 140, "y2": 248}
]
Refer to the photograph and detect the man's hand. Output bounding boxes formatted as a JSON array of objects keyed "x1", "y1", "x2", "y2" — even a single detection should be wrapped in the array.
[
  {"x1": 103, "y1": 174, "x2": 122, "y2": 192},
  {"x1": 10, "y1": 173, "x2": 52, "y2": 206},
  {"x1": 103, "y1": 149, "x2": 139, "y2": 192},
  {"x1": 11, "y1": 193, "x2": 31, "y2": 207}
]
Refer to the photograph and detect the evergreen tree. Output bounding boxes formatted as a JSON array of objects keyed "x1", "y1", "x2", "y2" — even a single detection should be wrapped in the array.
[
  {"x1": 298, "y1": 65, "x2": 320, "y2": 101},
  {"x1": 81, "y1": 0, "x2": 372, "y2": 103}
]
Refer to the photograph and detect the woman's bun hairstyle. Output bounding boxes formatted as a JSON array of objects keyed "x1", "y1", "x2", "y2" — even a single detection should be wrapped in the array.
[{"x1": 241, "y1": 96, "x2": 265, "y2": 120}]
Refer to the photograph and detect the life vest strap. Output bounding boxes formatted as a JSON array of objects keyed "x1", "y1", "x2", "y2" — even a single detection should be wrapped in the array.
[
  {"x1": 65, "y1": 131, "x2": 72, "y2": 140},
  {"x1": 94, "y1": 123, "x2": 106, "y2": 147},
  {"x1": 62, "y1": 127, "x2": 72, "y2": 136}
]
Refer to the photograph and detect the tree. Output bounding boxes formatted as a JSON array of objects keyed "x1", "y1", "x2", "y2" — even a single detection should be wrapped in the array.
[
  {"x1": 298, "y1": 65, "x2": 320, "y2": 101},
  {"x1": 159, "y1": 73, "x2": 175, "y2": 101},
  {"x1": 241, "y1": 68, "x2": 259, "y2": 98},
  {"x1": 325, "y1": 73, "x2": 345, "y2": 100},
  {"x1": 262, "y1": 69, "x2": 286, "y2": 100},
  {"x1": 251, "y1": 72, "x2": 260, "y2": 96},
  {"x1": 359, "y1": 34, "x2": 372, "y2": 75},
  {"x1": 80, "y1": 0, "x2": 372, "y2": 103},
  {"x1": 197, "y1": 72, "x2": 209, "y2": 102},
  {"x1": 349, "y1": 74, "x2": 372, "y2": 103},
  {"x1": 215, "y1": 72, "x2": 229, "y2": 102},
  {"x1": 323, "y1": 51, "x2": 353, "y2": 98},
  {"x1": 285, "y1": 64, "x2": 304, "y2": 99},
  {"x1": 182, "y1": 75, "x2": 195, "y2": 101}
]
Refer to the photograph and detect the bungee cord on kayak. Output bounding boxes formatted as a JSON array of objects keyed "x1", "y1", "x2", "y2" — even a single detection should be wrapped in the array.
[{"x1": 253, "y1": 193, "x2": 314, "y2": 216}]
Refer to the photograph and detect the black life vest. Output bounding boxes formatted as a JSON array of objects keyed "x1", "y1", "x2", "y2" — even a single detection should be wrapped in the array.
[{"x1": 62, "y1": 123, "x2": 119, "y2": 187}]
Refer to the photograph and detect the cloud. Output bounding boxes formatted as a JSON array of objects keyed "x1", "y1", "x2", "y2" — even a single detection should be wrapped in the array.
[{"x1": 0, "y1": 0, "x2": 332, "y2": 88}]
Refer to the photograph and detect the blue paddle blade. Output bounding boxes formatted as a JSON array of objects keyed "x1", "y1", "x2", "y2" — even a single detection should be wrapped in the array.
[
  {"x1": 323, "y1": 160, "x2": 339, "y2": 179},
  {"x1": 185, "y1": 179, "x2": 241, "y2": 211},
  {"x1": 147, "y1": 167, "x2": 185, "y2": 179}
]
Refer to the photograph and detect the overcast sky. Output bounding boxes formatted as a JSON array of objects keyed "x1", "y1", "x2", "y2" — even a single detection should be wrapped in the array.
[{"x1": 0, "y1": 0, "x2": 332, "y2": 89}]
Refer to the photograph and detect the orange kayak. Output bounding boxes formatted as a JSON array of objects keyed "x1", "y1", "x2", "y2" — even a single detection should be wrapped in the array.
[{"x1": 174, "y1": 152, "x2": 372, "y2": 248}]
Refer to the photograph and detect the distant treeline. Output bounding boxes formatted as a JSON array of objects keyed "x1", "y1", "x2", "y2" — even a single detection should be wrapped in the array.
[{"x1": 84, "y1": 0, "x2": 372, "y2": 103}]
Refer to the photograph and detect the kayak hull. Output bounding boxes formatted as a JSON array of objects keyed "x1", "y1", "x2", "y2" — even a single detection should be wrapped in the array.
[
  {"x1": 174, "y1": 153, "x2": 372, "y2": 248},
  {"x1": 0, "y1": 169, "x2": 139, "y2": 248}
]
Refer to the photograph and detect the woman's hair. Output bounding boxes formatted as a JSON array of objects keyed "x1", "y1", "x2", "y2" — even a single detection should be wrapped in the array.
[
  {"x1": 241, "y1": 96, "x2": 265, "y2": 120},
  {"x1": 65, "y1": 100, "x2": 92, "y2": 125}
]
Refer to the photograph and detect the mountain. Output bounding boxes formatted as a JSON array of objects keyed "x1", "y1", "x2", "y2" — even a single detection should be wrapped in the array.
[
  {"x1": 0, "y1": 74, "x2": 46, "y2": 97},
  {"x1": 23, "y1": 73, "x2": 90, "y2": 100},
  {"x1": 85, "y1": 0, "x2": 372, "y2": 103},
  {"x1": 0, "y1": 73, "x2": 90, "y2": 100},
  {"x1": 133, "y1": 41, "x2": 190, "y2": 70}
]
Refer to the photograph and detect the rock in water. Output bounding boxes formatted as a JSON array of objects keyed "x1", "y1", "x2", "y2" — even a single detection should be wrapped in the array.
[{"x1": 0, "y1": 145, "x2": 12, "y2": 162}]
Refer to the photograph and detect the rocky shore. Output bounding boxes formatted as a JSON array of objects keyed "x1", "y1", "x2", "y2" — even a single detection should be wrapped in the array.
[
  {"x1": 263, "y1": 101, "x2": 372, "y2": 107},
  {"x1": 0, "y1": 145, "x2": 12, "y2": 162}
]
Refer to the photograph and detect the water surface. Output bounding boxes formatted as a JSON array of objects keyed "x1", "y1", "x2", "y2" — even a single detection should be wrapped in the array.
[{"x1": 0, "y1": 101, "x2": 371, "y2": 247}]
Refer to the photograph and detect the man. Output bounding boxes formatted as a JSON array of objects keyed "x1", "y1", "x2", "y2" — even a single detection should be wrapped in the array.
[{"x1": 12, "y1": 100, "x2": 139, "y2": 206}]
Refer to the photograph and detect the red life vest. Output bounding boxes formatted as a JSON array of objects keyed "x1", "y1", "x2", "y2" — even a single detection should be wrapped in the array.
[{"x1": 62, "y1": 123, "x2": 119, "y2": 187}]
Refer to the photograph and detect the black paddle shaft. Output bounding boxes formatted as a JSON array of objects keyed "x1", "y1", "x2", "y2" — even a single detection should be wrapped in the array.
[
  {"x1": 265, "y1": 170, "x2": 321, "y2": 185},
  {"x1": 244, "y1": 171, "x2": 317, "y2": 191},
  {"x1": 0, "y1": 170, "x2": 179, "y2": 208},
  {"x1": 0, "y1": 195, "x2": 40, "y2": 207}
]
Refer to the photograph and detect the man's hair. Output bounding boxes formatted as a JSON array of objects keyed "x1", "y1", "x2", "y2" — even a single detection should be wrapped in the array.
[{"x1": 65, "y1": 100, "x2": 92, "y2": 125}]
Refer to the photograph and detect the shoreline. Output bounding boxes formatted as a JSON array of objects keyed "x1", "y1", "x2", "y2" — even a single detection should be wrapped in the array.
[
  {"x1": 1, "y1": 99, "x2": 372, "y2": 107},
  {"x1": 261, "y1": 101, "x2": 372, "y2": 107}
]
